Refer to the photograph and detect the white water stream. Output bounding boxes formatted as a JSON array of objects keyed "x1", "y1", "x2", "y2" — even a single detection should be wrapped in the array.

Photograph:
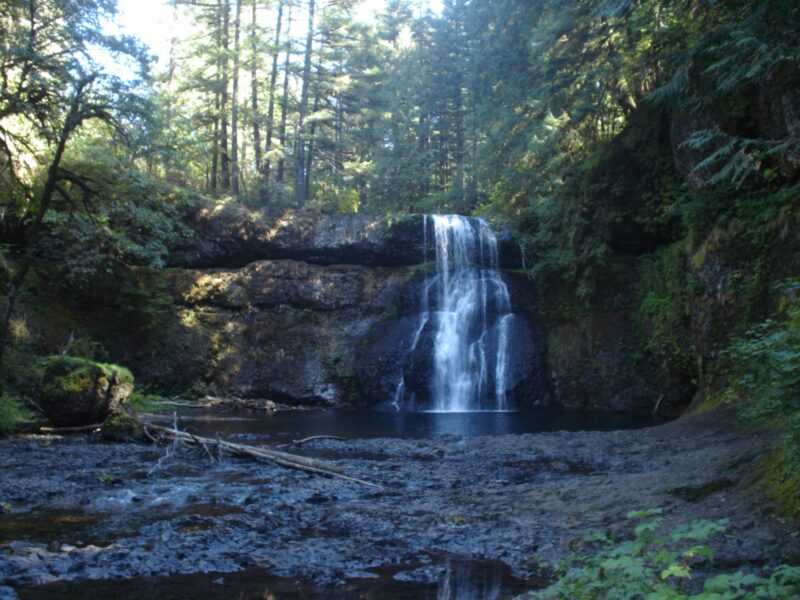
[
  {"x1": 394, "y1": 215, "x2": 515, "y2": 412},
  {"x1": 429, "y1": 215, "x2": 513, "y2": 412}
]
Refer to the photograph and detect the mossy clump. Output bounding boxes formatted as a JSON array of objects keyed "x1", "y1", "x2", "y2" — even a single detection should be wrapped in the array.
[
  {"x1": 100, "y1": 410, "x2": 145, "y2": 442},
  {"x1": 40, "y1": 356, "x2": 135, "y2": 426},
  {"x1": 42, "y1": 355, "x2": 133, "y2": 389}
]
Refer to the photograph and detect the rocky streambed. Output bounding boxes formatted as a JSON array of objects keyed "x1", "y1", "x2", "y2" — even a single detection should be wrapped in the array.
[{"x1": 1, "y1": 410, "x2": 798, "y2": 599}]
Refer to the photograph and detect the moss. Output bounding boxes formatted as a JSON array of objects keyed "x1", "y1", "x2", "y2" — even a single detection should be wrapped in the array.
[
  {"x1": 637, "y1": 240, "x2": 695, "y2": 379},
  {"x1": 758, "y1": 448, "x2": 800, "y2": 520},
  {"x1": 40, "y1": 356, "x2": 135, "y2": 420},
  {"x1": 100, "y1": 410, "x2": 145, "y2": 442},
  {"x1": 43, "y1": 356, "x2": 134, "y2": 389},
  {"x1": 128, "y1": 390, "x2": 168, "y2": 413}
]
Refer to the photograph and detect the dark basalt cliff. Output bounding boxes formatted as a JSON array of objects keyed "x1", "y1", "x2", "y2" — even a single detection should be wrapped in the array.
[
  {"x1": 24, "y1": 192, "x2": 789, "y2": 415},
  {"x1": 107, "y1": 209, "x2": 542, "y2": 408}
]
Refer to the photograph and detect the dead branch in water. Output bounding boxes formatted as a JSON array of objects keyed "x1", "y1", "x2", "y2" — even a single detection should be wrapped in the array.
[
  {"x1": 148, "y1": 413, "x2": 181, "y2": 476},
  {"x1": 292, "y1": 435, "x2": 347, "y2": 446},
  {"x1": 143, "y1": 423, "x2": 381, "y2": 489},
  {"x1": 39, "y1": 423, "x2": 103, "y2": 434}
]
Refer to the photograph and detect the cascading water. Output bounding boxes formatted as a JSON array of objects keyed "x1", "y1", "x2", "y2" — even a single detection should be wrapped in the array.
[
  {"x1": 429, "y1": 215, "x2": 513, "y2": 412},
  {"x1": 393, "y1": 214, "x2": 516, "y2": 412}
]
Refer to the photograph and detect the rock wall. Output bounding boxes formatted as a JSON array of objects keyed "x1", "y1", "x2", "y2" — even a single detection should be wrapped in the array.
[
  {"x1": 535, "y1": 74, "x2": 800, "y2": 416},
  {"x1": 114, "y1": 209, "x2": 541, "y2": 408},
  {"x1": 148, "y1": 260, "x2": 422, "y2": 406}
]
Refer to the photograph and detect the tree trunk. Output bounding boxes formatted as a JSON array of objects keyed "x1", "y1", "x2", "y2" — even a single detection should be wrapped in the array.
[
  {"x1": 453, "y1": 0, "x2": 466, "y2": 205},
  {"x1": 220, "y1": 0, "x2": 231, "y2": 191},
  {"x1": 231, "y1": 0, "x2": 241, "y2": 197},
  {"x1": 262, "y1": 0, "x2": 284, "y2": 206},
  {"x1": 250, "y1": 0, "x2": 262, "y2": 175},
  {"x1": 277, "y1": 3, "x2": 293, "y2": 185},
  {"x1": 294, "y1": 0, "x2": 315, "y2": 208},
  {"x1": 304, "y1": 91, "x2": 320, "y2": 200},
  {"x1": 453, "y1": 82, "x2": 465, "y2": 205},
  {"x1": 334, "y1": 61, "x2": 344, "y2": 186},
  {"x1": 211, "y1": 5, "x2": 223, "y2": 193}
]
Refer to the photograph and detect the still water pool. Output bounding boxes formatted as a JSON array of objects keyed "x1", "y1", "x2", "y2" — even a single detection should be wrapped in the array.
[{"x1": 145, "y1": 405, "x2": 666, "y2": 442}]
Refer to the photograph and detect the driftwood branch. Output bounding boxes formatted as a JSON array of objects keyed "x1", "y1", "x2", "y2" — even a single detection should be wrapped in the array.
[
  {"x1": 653, "y1": 394, "x2": 665, "y2": 417},
  {"x1": 144, "y1": 424, "x2": 381, "y2": 489},
  {"x1": 148, "y1": 413, "x2": 181, "y2": 476},
  {"x1": 39, "y1": 423, "x2": 103, "y2": 434},
  {"x1": 292, "y1": 435, "x2": 346, "y2": 446}
]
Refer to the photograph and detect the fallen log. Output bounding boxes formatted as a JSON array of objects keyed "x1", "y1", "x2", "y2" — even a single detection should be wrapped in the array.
[{"x1": 144, "y1": 424, "x2": 381, "y2": 489}]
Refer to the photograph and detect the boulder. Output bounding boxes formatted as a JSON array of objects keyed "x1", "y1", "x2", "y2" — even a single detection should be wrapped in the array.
[
  {"x1": 39, "y1": 357, "x2": 134, "y2": 427},
  {"x1": 101, "y1": 410, "x2": 145, "y2": 442}
]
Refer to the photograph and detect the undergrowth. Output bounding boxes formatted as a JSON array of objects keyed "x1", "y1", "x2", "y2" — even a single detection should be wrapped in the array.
[
  {"x1": 714, "y1": 278, "x2": 800, "y2": 516},
  {"x1": 531, "y1": 509, "x2": 800, "y2": 599}
]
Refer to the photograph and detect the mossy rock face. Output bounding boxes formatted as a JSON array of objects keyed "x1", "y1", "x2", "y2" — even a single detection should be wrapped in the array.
[{"x1": 40, "y1": 356, "x2": 135, "y2": 427}]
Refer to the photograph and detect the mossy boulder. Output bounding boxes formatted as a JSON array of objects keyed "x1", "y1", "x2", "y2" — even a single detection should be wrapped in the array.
[
  {"x1": 40, "y1": 357, "x2": 134, "y2": 426},
  {"x1": 101, "y1": 410, "x2": 145, "y2": 442}
]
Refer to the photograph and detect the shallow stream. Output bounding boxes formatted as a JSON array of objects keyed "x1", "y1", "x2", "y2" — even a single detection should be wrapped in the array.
[{"x1": 0, "y1": 408, "x2": 685, "y2": 600}]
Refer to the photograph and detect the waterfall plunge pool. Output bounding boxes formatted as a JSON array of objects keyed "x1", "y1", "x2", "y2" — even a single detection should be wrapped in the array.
[{"x1": 144, "y1": 406, "x2": 668, "y2": 443}]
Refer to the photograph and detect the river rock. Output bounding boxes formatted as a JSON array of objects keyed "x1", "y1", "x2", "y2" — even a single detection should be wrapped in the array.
[
  {"x1": 0, "y1": 586, "x2": 20, "y2": 600},
  {"x1": 39, "y1": 357, "x2": 134, "y2": 427}
]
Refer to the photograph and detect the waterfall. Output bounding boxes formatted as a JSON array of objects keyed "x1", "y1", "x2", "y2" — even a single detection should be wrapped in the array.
[{"x1": 427, "y1": 215, "x2": 513, "y2": 412}]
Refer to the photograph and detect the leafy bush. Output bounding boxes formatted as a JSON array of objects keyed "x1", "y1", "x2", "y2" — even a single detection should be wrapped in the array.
[
  {"x1": 531, "y1": 509, "x2": 800, "y2": 600},
  {"x1": 714, "y1": 279, "x2": 800, "y2": 515},
  {"x1": 721, "y1": 280, "x2": 800, "y2": 423},
  {"x1": 35, "y1": 154, "x2": 203, "y2": 292}
]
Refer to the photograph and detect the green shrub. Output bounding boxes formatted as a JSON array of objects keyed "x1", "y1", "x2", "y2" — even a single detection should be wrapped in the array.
[
  {"x1": 715, "y1": 279, "x2": 800, "y2": 516},
  {"x1": 721, "y1": 279, "x2": 800, "y2": 424},
  {"x1": 530, "y1": 510, "x2": 800, "y2": 599},
  {"x1": 0, "y1": 393, "x2": 32, "y2": 435}
]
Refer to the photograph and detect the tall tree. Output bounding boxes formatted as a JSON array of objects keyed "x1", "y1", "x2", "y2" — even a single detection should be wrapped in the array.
[
  {"x1": 0, "y1": 0, "x2": 147, "y2": 365},
  {"x1": 231, "y1": 0, "x2": 242, "y2": 197},
  {"x1": 219, "y1": 0, "x2": 231, "y2": 190},
  {"x1": 262, "y1": 0, "x2": 285, "y2": 205},
  {"x1": 277, "y1": 3, "x2": 293, "y2": 186},
  {"x1": 250, "y1": 0, "x2": 262, "y2": 175},
  {"x1": 294, "y1": 0, "x2": 316, "y2": 207}
]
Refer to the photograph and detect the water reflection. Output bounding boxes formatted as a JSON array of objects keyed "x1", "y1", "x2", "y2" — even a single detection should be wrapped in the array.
[
  {"x1": 19, "y1": 560, "x2": 533, "y2": 600},
  {"x1": 437, "y1": 559, "x2": 505, "y2": 600},
  {"x1": 147, "y1": 406, "x2": 665, "y2": 443}
]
